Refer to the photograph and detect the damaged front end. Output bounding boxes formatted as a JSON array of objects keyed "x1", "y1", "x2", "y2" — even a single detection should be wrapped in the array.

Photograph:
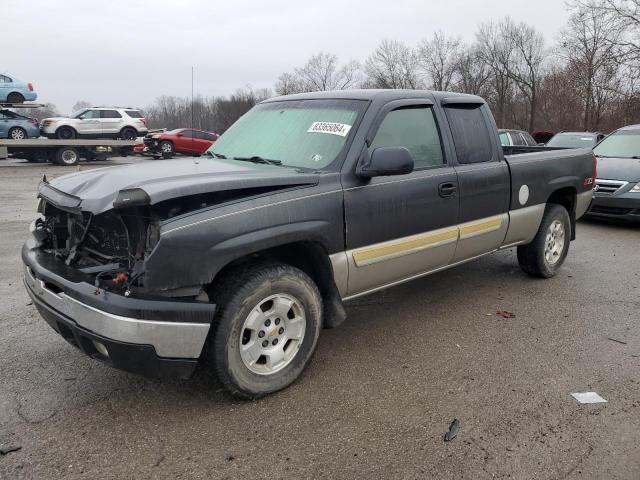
[{"x1": 33, "y1": 184, "x2": 160, "y2": 297}]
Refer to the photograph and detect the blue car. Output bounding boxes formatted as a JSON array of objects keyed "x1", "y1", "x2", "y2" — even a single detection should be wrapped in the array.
[
  {"x1": 0, "y1": 109, "x2": 40, "y2": 139},
  {"x1": 0, "y1": 73, "x2": 38, "y2": 103}
]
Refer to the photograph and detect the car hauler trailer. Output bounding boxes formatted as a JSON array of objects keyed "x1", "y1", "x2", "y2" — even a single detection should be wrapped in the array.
[{"x1": 0, "y1": 138, "x2": 136, "y2": 165}]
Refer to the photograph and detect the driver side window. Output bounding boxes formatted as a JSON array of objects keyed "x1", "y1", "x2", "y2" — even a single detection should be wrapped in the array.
[
  {"x1": 370, "y1": 107, "x2": 444, "y2": 169},
  {"x1": 79, "y1": 110, "x2": 100, "y2": 119}
]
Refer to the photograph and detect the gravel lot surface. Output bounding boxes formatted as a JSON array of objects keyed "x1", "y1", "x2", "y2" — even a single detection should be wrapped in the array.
[{"x1": 1, "y1": 157, "x2": 639, "y2": 479}]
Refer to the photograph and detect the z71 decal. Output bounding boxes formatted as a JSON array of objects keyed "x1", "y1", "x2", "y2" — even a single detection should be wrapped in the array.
[{"x1": 307, "y1": 122, "x2": 352, "y2": 137}]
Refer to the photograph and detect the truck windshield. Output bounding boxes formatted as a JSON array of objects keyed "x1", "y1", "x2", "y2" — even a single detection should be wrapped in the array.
[
  {"x1": 547, "y1": 134, "x2": 595, "y2": 148},
  {"x1": 593, "y1": 130, "x2": 640, "y2": 158},
  {"x1": 207, "y1": 99, "x2": 366, "y2": 170}
]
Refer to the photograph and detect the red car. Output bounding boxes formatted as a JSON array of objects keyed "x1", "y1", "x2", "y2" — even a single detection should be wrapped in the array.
[{"x1": 139, "y1": 128, "x2": 219, "y2": 158}]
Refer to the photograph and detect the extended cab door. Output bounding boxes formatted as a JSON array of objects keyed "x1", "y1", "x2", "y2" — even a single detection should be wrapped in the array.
[
  {"x1": 441, "y1": 100, "x2": 510, "y2": 262},
  {"x1": 343, "y1": 100, "x2": 459, "y2": 297}
]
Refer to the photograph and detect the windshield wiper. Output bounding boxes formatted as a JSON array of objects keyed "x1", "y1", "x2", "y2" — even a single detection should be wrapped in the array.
[
  {"x1": 233, "y1": 156, "x2": 283, "y2": 166},
  {"x1": 208, "y1": 152, "x2": 227, "y2": 159}
]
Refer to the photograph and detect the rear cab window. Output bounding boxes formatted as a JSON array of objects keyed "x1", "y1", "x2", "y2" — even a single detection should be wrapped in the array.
[{"x1": 444, "y1": 105, "x2": 494, "y2": 164}]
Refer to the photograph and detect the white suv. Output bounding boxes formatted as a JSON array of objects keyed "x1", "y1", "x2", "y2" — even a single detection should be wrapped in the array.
[{"x1": 41, "y1": 107, "x2": 148, "y2": 140}]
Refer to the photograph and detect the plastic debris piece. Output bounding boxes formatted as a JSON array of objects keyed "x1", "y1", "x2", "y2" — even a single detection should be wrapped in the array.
[
  {"x1": 496, "y1": 310, "x2": 516, "y2": 319},
  {"x1": 444, "y1": 419, "x2": 460, "y2": 442},
  {"x1": 571, "y1": 392, "x2": 607, "y2": 404},
  {"x1": 607, "y1": 337, "x2": 627, "y2": 345}
]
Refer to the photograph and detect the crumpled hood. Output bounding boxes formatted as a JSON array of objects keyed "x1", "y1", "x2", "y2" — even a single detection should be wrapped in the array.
[
  {"x1": 596, "y1": 156, "x2": 640, "y2": 183},
  {"x1": 44, "y1": 158, "x2": 319, "y2": 214}
]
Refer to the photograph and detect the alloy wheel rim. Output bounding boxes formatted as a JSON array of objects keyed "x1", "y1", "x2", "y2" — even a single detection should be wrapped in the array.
[
  {"x1": 239, "y1": 293, "x2": 306, "y2": 375},
  {"x1": 161, "y1": 143, "x2": 172, "y2": 153},
  {"x1": 61, "y1": 150, "x2": 77, "y2": 164},
  {"x1": 544, "y1": 219, "x2": 565, "y2": 265},
  {"x1": 10, "y1": 129, "x2": 25, "y2": 139}
]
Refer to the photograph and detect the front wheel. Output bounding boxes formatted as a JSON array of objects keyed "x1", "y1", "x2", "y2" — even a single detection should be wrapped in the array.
[
  {"x1": 159, "y1": 140, "x2": 174, "y2": 158},
  {"x1": 56, "y1": 126, "x2": 76, "y2": 140},
  {"x1": 517, "y1": 204, "x2": 571, "y2": 278},
  {"x1": 207, "y1": 263, "x2": 323, "y2": 399}
]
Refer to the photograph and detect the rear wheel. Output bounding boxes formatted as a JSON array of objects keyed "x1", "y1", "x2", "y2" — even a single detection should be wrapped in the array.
[
  {"x1": 8, "y1": 127, "x2": 27, "y2": 140},
  {"x1": 54, "y1": 147, "x2": 79, "y2": 166},
  {"x1": 120, "y1": 127, "x2": 137, "y2": 140},
  {"x1": 206, "y1": 263, "x2": 323, "y2": 399},
  {"x1": 7, "y1": 92, "x2": 24, "y2": 103},
  {"x1": 56, "y1": 126, "x2": 76, "y2": 140},
  {"x1": 517, "y1": 204, "x2": 571, "y2": 278}
]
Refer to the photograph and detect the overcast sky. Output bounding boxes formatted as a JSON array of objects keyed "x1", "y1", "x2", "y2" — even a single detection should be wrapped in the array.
[{"x1": 3, "y1": 0, "x2": 570, "y2": 113}]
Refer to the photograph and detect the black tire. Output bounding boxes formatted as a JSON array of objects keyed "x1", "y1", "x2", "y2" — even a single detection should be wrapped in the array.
[
  {"x1": 517, "y1": 204, "x2": 571, "y2": 278},
  {"x1": 207, "y1": 263, "x2": 323, "y2": 399},
  {"x1": 7, "y1": 92, "x2": 24, "y2": 104},
  {"x1": 8, "y1": 127, "x2": 27, "y2": 140},
  {"x1": 120, "y1": 127, "x2": 137, "y2": 140},
  {"x1": 54, "y1": 147, "x2": 79, "y2": 166},
  {"x1": 159, "y1": 140, "x2": 174, "y2": 158},
  {"x1": 56, "y1": 126, "x2": 76, "y2": 140}
]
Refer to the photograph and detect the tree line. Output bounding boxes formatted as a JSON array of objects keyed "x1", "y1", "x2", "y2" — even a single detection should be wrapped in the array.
[{"x1": 26, "y1": 1, "x2": 640, "y2": 135}]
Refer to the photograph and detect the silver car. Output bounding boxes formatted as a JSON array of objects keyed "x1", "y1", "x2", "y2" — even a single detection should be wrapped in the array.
[
  {"x1": 41, "y1": 107, "x2": 148, "y2": 140},
  {"x1": 0, "y1": 109, "x2": 40, "y2": 139}
]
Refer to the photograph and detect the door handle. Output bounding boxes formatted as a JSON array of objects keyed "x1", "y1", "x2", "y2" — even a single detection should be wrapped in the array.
[{"x1": 438, "y1": 182, "x2": 457, "y2": 198}]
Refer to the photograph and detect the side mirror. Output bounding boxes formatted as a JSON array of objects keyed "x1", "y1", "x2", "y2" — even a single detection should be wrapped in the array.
[{"x1": 357, "y1": 146, "x2": 414, "y2": 179}]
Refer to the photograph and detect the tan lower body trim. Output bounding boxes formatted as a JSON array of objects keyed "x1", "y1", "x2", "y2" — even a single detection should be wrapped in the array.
[
  {"x1": 459, "y1": 216, "x2": 504, "y2": 239},
  {"x1": 351, "y1": 227, "x2": 458, "y2": 267},
  {"x1": 350, "y1": 214, "x2": 505, "y2": 267}
]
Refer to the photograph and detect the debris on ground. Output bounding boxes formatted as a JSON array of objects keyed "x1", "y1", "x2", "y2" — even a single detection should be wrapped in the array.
[
  {"x1": 0, "y1": 445, "x2": 22, "y2": 456},
  {"x1": 444, "y1": 419, "x2": 460, "y2": 442},
  {"x1": 25, "y1": 301, "x2": 32, "y2": 306},
  {"x1": 224, "y1": 452, "x2": 235, "y2": 461},
  {"x1": 496, "y1": 310, "x2": 516, "y2": 319},
  {"x1": 607, "y1": 337, "x2": 627, "y2": 345},
  {"x1": 571, "y1": 392, "x2": 607, "y2": 404}
]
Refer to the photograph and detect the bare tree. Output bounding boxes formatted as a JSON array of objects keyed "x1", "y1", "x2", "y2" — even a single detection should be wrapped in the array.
[
  {"x1": 72, "y1": 100, "x2": 92, "y2": 112},
  {"x1": 560, "y1": 4, "x2": 624, "y2": 129},
  {"x1": 295, "y1": 52, "x2": 362, "y2": 91},
  {"x1": 454, "y1": 46, "x2": 492, "y2": 96},
  {"x1": 274, "y1": 72, "x2": 305, "y2": 95},
  {"x1": 17, "y1": 102, "x2": 59, "y2": 121},
  {"x1": 418, "y1": 31, "x2": 462, "y2": 91},
  {"x1": 476, "y1": 21, "x2": 514, "y2": 127},
  {"x1": 502, "y1": 19, "x2": 546, "y2": 131},
  {"x1": 573, "y1": 0, "x2": 640, "y2": 63},
  {"x1": 364, "y1": 39, "x2": 423, "y2": 89}
]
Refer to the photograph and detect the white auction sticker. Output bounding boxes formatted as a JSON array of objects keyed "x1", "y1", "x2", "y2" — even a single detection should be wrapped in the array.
[{"x1": 307, "y1": 122, "x2": 352, "y2": 137}]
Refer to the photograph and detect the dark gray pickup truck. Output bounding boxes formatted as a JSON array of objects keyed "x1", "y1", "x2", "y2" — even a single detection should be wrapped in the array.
[{"x1": 23, "y1": 90, "x2": 595, "y2": 398}]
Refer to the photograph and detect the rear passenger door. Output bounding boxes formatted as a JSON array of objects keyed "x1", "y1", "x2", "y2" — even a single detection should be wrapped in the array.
[
  {"x1": 344, "y1": 101, "x2": 459, "y2": 296},
  {"x1": 442, "y1": 100, "x2": 510, "y2": 262},
  {"x1": 99, "y1": 109, "x2": 123, "y2": 137}
]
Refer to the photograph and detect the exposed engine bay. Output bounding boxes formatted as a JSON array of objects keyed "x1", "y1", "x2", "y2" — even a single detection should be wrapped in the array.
[{"x1": 33, "y1": 201, "x2": 158, "y2": 293}]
